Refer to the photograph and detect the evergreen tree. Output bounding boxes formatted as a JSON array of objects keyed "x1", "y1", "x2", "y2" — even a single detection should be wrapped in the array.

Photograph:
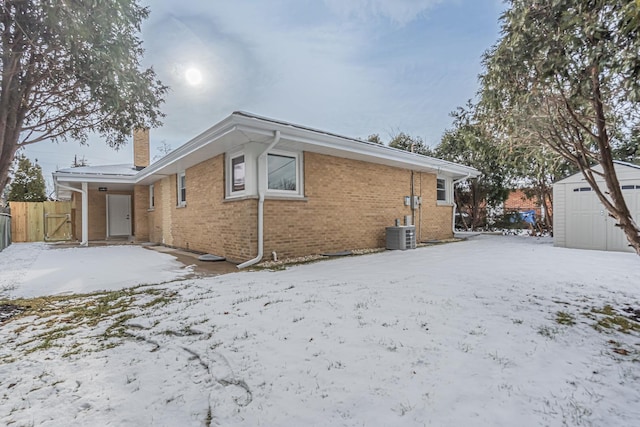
[
  {"x1": 389, "y1": 132, "x2": 433, "y2": 156},
  {"x1": 480, "y1": 0, "x2": 640, "y2": 254},
  {"x1": 366, "y1": 134, "x2": 383, "y2": 144},
  {"x1": 7, "y1": 155, "x2": 47, "y2": 202},
  {"x1": 436, "y1": 102, "x2": 509, "y2": 229}
]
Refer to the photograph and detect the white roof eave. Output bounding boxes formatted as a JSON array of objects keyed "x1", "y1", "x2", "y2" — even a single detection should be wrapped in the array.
[
  {"x1": 231, "y1": 115, "x2": 481, "y2": 179},
  {"x1": 53, "y1": 173, "x2": 137, "y2": 185},
  {"x1": 135, "y1": 120, "x2": 239, "y2": 185},
  {"x1": 52, "y1": 112, "x2": 481, "y2": 188}
]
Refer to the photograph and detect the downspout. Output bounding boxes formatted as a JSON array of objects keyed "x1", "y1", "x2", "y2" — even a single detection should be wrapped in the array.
[
  {"x1": 56, "y1": 182, "x2": 89, "y2": 246},
  {"x1": 238, "y1": 130, "x2": 281, "y2": 269},
  {"x1": 451, "y1": 173, "x2": 471, "y2": 235}
]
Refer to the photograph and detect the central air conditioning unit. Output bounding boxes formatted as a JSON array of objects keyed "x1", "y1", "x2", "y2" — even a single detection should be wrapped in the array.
[{"x1": 386, "y1": 226, "x2": 416, "y2": 250}]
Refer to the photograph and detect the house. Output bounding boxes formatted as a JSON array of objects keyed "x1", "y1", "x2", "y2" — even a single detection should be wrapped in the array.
[
  {"x1": 53, "y1": 112, "x2": 480, "y2": 265},
  {"x1": 553, "y1": 161, "x2": 640, "y2": 252},
  {"x1": 503, "y1": 189, "x2": 543, "y2": 219}
]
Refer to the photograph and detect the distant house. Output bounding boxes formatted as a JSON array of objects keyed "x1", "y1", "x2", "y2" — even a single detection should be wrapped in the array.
[
  {"x1": 553, "y1": 161, "x2": 640, "y2": 252},
  {"x1": 53, "y1": 112, "x2": 479, "y2": 265},
  {"x1": 503, "y1": 189, "x2": 543, "y2": 219},
  {"x1": 500, "y1": 189, "x2": 553, "y2": 230}
]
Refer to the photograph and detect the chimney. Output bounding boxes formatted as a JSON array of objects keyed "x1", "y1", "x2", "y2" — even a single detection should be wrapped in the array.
[{"x1": 133, "y1": 128, "x2": 150, "y2": 170}]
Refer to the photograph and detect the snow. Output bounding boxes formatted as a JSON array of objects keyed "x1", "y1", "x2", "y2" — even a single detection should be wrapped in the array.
[
  {"x1": 0, "y1": 243, "x2": 192, "y2": 298},
  {"x1": 1, "y1": 235, "x2": 639, "y2": 426}
]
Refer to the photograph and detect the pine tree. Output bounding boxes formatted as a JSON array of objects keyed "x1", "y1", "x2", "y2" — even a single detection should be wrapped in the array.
[{"x1": 7, "y1": 155, "x2": 47, "y2": 202}]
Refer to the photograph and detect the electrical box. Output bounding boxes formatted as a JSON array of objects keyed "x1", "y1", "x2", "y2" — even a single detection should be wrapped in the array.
[{"x1": 386, "y1": 226, "x2": 416, "y2": 250}]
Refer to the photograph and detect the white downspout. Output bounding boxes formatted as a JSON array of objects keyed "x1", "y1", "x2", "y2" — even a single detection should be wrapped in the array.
[
  {"x1": 451, "y1": 173, "x2": 472, "y2": 235},
  {"x1": 238, "y1": 130, "x2": 281, "y2": 269},
  {"x1": 56, "y1": 182, "x2": 89, "y2": 246}
]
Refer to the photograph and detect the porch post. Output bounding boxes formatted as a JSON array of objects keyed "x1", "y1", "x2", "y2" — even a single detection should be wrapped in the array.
[{"x1": 81, "y1": 181, "x2": 88, "y2": 246}]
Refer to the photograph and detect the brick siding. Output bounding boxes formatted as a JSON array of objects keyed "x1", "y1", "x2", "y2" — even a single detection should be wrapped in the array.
[
  {"x1": 72, "y1": 189, "x2": 134, "y2": 241},
  {"x1": 504, "y1": 189, "x2": 543, "y2": 218},
  {"x1": 136, "y1": 151, "x2": 454, "y2": 262},
  {"x1": 133, "y1": 128, "x2": 150, "y2": 169}
]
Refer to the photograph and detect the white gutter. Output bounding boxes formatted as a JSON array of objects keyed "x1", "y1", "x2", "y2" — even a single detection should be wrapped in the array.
[
  {"x1": 56, "y1": 182, "x2": 89, "y2": 246},
  {"x1": 451, "y1": 173, "x2": 472, "y2": 234},
  {"x1": 238, "y1": 130, "x2": 281, "y2": 269}
]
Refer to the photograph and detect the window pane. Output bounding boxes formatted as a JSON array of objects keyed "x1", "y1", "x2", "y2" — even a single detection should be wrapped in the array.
[
  {"x1": 268, "y1": 154, "x2": 296, "y2": 191},
  {"x1": 232, "y1": 155, "x2": 245, "y2": 192},
  {"x1": 178, "y1": 173, "x2": 186, "y2": 203},
  {"x1": 437, "y1": 178, "x2": 446, "y2": 201}
]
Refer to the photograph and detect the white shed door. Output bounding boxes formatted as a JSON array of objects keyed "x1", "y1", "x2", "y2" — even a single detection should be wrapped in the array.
[
  {"x1": 609, "y1": 185, "x2": 640, "y2": 251},
  {"x1": 107, "y1": 194, "x2": 132, "y2": 237},
  {"x1": 566, "y1": 186, "x2": 606, "y2": 250},
  {"x1": 566, "y1": 184, "x2": 640, "y2": 252}
]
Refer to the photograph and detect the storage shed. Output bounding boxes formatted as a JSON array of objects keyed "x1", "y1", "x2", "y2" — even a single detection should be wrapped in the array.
[{"x1": 553, "y1": 161, "x2": 640, "y2": 252}]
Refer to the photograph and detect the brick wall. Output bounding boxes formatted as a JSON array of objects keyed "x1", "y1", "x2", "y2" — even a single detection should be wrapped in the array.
[
  {"x1": 133, "y1": 185, "x2": 149, "y2": 241},
  {"x1": 137, "y1": 151, "x2": 454, "y2": 262},
  {"x1": 262, "y1": 152, "x2": 453, "y2": 259},
  {"x1": 133, "y1": 128, "x2": 150, "y2": 169},
  {"x1": 416, "y1": 171, "x2": 454, "y2": 241},
  {"x1": 72, "y1": 189, "x2": 134, "y2": 241},
  {"x1": 141, "y1": 155, "x2": 257, "y2": 262},
  {"x1": 504, "y1": 189, "x2": 542, "y2": 217}
]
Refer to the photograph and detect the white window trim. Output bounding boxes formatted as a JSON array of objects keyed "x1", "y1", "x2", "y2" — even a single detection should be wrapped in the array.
[
  {"x1": 177, "y1": 171, "x2": 186, "y2": 207},
  {"x1": 149, "y1": 184, "x2": 155, "y2": 210},
  {"x1": 226, "y1": 151, "x2": 247, "y2": 198},
  {"x1": 266, "y1": 150, "x2": 304, "y2": 197},
  {"x1": 436, "y1": 177, "x2": 450, "y2": 205}
]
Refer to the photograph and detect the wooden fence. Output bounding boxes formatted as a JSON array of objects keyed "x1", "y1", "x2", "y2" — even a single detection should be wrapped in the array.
[{"x1": 9, "y1": 201, "x2": 73, "y2": 243}]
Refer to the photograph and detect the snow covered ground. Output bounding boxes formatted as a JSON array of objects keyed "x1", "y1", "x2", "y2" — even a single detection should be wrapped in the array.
[
  {"x1": 0, "y1": 243, "x2": 192, "y2": 298},
  {"x1": 1, "y1": 235, "x2": 639, "y2": 426}
]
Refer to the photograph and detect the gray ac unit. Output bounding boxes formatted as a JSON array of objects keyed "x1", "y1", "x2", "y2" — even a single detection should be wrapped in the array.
[{"x1": 386, "y1": 226, "x2": 416, "y2": 250}]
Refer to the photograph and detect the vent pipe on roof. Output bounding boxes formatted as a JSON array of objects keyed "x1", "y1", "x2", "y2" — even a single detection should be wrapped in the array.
[{"x1": 238, "y1": 130, "x2": 281, "y2": 269}]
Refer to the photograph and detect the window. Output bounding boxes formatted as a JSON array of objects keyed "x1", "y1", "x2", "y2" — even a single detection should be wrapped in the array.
[
  {"x1": 572, "y1": 187, "x2": 592, "y2": 192},
  {"x1": 149, "y1": 184, "x2": 155, "y2": 209},
  {"x1": 437, "y1": 178, "x2": 447, "y2": 202},
  {"x1": 268, "y1": 153, "x2": 297, "y2": 191},
  {"x1": 231, "y1": 155, "x2": 245, "y2": 192},
  {"x1": 177, "y1": 172, "x2": 186, "y2": 206}
]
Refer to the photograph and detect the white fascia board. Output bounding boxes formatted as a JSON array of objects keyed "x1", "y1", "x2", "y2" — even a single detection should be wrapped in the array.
[
  {"x1": 613, "y1": 160, "x2": 640, "y2": 170},
  {"x1": 554, "y1": 161, "x2": 640, "y2": 186},
  {"x1": 232, "y1": 117, "x2": 480, "y2": 179},
  {"x1": 52, "y1": 173, "x2": 136, "y2": 185},
  {"x1": 135, "y1": 120, "x2": 239, "y2": 184},
  {"x1": 131, "y1": 111, "x2": 479, "y2": 186}
]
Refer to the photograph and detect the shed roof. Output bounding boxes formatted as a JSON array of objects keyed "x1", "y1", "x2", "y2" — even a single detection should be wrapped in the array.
[{"x1": 554, "y1": 161, "x2": 640, "y2": 185}]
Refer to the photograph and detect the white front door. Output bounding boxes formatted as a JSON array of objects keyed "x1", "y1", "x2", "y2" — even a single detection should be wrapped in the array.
[{"x1": 107, "y1": 194, "x2": 131, "y2": 237}]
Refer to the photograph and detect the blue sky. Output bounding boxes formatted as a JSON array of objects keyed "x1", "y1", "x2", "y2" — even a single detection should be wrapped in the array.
[{"x1": 25, "y1": 0, "x2": 504, "y2": 187}]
